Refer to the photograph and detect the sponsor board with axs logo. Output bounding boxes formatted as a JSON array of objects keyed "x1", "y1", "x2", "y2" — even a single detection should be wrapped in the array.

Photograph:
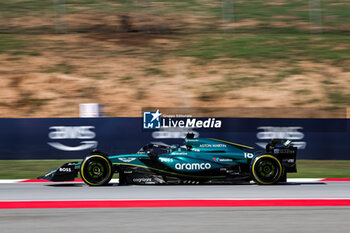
[
  {"x1": 256, "y1": 126, "x2": 306, "y2": 150},
  {"x1": 48, "y1": 126, "x2": 97, "y2": 151}
]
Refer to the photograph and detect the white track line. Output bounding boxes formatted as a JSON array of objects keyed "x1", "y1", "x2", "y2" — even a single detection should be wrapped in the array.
[
  {"x1": 287, "y1": 178, "x2": 323, "y2": 182},
  {"x1": 0, "y1": 179, "x2": 26, "y2": 183}
]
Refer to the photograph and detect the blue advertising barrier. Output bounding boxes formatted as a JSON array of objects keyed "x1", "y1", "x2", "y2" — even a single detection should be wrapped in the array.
[{"x1": 0, "y1": 117, "x2": 348, "y2": 159}]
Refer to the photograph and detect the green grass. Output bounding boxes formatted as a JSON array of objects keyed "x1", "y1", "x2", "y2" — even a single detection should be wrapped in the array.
[
  {"x1": 294, "y1": 98, "x2": 321, "y2": 105},
  {"x1": 295, "y1": 89, "x2": 312, "y2": 95},
  {"x1": 0, "y1": 35, "x2": 25, "y2": 54},
  {"x1": 41, "y1": 62, "x2": 76, "y2": 74},
  {"x1": 15, "y1": 92, "x2": 52, "y2": 110},
  {"x1": 328, "y1": 91, "x2": 350, "y2": 106},
  {"x1": 322, "y1": 80, "x2": 336, "y2": 85},
  {"x1": 0, "y1": 160, "x2": 350, "y2": 179},
  {"x1": 1, "y1": 0, "x2": 349, "y2": 32},
  {"x1": 143, "y1": 67, "x2": 166, "y2": 76},
  {"x1": 288, "y1": 160, "x2": 350, "y2": 178},
  {"x1": 0, "y1": 160, "x2": 73, "y2": 179},
  {"x1": 0, "y1": 35, "x2": 43, "y2": 57},
  {"x1": 197, "y1": 92, "x2": 216, "y2": 101},
  {"x1": 120, "y1": 76, "x2": 134, "y2": 83},
  {"x1": 274, "y1": 68, "x2": 304, "y2": 81},
  {"x1": 0, "y1": 1, "x2": 349, "y2": 63},
  {"x1": 179, "y1": 33, "x2": 350, "y2": 61}
]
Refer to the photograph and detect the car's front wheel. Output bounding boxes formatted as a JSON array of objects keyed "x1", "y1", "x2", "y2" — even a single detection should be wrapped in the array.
[
  {"x1": 80, "y1": 155, "x2": 113, "y2": 186},
  {"x1": 251, "y1": 154, "x2": 283, "y2": 185}
]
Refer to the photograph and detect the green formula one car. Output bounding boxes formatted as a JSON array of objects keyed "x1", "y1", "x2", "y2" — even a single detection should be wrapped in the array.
[{"x1": 39, "y1": 133, "x2": 297, "y2": 185}]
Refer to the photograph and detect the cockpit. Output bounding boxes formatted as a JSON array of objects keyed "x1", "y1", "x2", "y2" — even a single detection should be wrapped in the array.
[
  {"x1": 137, "y1": 143, "x2": 170, "y2": 155},
  {"x1": 137, "y1": 142, "x2": 189, "y2": 156}
]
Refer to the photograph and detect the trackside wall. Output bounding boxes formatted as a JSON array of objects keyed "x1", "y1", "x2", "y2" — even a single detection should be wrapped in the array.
[{"x1": 0, "y1": 118, "x2": 348, "y2": 159}]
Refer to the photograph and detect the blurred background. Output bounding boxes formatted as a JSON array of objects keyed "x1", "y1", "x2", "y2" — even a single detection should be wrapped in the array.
[
  {"x1": 0, "y1": 0, "x2": 349, "y2": 118},
  {"x1": 1, "y1": 3, "x2": 350, "y2": 233}
]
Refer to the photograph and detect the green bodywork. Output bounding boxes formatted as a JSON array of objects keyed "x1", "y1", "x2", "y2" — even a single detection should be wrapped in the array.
[{"x1": 71, "y1": 138, "x2": 257, "y2": 179}]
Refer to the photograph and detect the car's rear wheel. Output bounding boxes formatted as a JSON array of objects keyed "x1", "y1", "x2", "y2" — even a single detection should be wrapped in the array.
[
  {"x1": 80, "y1": 155, "x2": 113, "y2": 186},
  {"x1": 251, "y1": 155, "x2": 283, "y2": 185}
]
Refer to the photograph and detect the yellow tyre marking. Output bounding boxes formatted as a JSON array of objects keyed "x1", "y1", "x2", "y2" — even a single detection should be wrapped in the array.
[
  {"x1": 81, "y1": 155, "x2": 112, "y2": 186},
  {"x1": 252, "y1": 155, "x2": 282, "y2": 185}
]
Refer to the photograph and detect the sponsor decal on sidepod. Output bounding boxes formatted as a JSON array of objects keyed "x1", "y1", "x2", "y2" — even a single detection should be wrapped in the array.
[
  {"x1": 118, "y1": 158, "x2": 136, "y2": 163},
  {"x1": 175, "y1": 163, "x2": 211, "y2": 170}
]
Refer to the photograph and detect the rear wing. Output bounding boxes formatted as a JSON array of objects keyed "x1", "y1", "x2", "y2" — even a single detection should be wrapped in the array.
[{"x1": 266, "y1": 139, "x2": 297, "y2": 173}]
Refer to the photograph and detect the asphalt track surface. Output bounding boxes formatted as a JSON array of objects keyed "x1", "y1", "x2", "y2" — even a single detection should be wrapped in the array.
[
  {"x1": 1, "y1": 181, "x2": 350, "y2": 201},
  {"x1": 1, "y1": 181, "x2": 350, "y2": 233}
]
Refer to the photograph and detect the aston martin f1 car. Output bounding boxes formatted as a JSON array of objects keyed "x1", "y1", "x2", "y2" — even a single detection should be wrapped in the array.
[{"x1": 39, "y1": 133, "x2": 297, "y2": 185}]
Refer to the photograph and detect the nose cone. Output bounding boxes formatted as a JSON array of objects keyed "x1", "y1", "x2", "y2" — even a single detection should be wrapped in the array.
[{"x1": 38, "y1": 162, "x2": 79, "y2": 182}]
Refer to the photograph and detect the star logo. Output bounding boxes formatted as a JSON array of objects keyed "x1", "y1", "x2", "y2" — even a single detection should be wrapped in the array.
[
  {"x1": 143, "y1": 109, "x2": 162, "y2": 129},
  {"x1": 151, "y1": 109, "x2": 161, "y2": 122}
]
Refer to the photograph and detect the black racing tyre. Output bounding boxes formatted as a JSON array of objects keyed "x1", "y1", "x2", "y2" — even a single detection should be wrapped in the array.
[
  {"x1": 278, "y1": 171, "x2": 287, "y2": 183},
  {"x1": 251, "y1": 155, "x2": 283, "y2": 185},
  {"x1": 80, "y1": 155, "x2": 113, "y2": 186}
]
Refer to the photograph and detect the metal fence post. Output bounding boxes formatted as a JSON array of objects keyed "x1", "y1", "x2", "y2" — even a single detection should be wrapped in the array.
[
  {"x1": 308, "y1": 0, "x2": 323, "y2": 33},
  {"x1": 53, "y1": 0, "x2": 67, "y2": 33},
  {"x1": 222, "y1": 0, "x2": 234, "y2": 33}
]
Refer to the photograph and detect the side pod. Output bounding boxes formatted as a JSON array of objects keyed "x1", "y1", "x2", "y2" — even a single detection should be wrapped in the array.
[{"x1": 38, "y1": 162, "x2": 79, "y2": 181}]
